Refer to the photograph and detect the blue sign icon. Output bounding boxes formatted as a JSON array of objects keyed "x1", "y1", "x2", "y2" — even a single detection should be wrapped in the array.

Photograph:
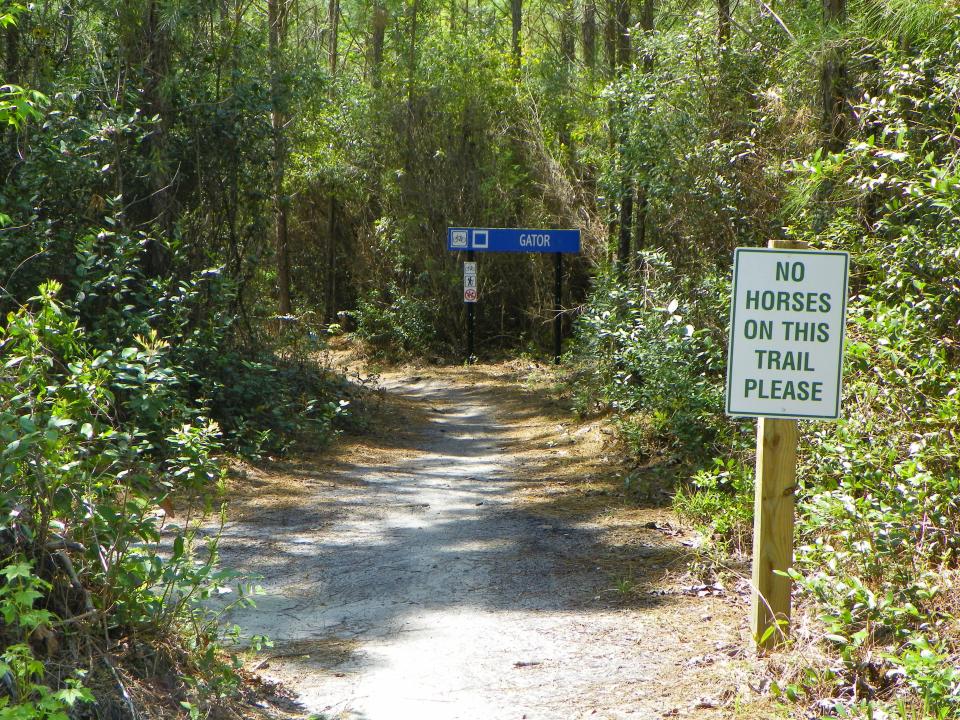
[{"x1": 447, "y1": 227, "x2": 581, "y2": 254}]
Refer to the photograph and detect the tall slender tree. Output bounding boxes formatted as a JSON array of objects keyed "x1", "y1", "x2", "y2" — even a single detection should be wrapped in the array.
[
  {"x1": 717, "y1": 0, "x2": 730, "y2": 46},
  {"x1": 821, "y1": 0, "x2": 847, "y2": 150},
  {"x1": 633, "y1": 0, "x2": 654, "y2": 267},
  {"x1": 614, "y1": 0, "x2": 632, "y2": 274},
  {"x1": 582, "y1": 0, "x2": 596, "y2": 70},
  {"x1": 372, "y1": 1, "x2": 387, "y2": 87},
  {"x1": 324, "y1": 0, "x2": 340, "y2": 324},
  {"x1": 269, "y1": 0, "x2": 292, "y2": 315},
  {"x1": 511, "y1": 0, "x2": 522, "y2": 71}
]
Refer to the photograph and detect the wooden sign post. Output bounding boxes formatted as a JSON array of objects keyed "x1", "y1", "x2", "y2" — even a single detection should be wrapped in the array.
[
  {"x1": 726, "y1": 239, "x2": 850, "y2": 649},
  {"x1": 751, "y1": 415, "x2": 798, "y2": 647}
]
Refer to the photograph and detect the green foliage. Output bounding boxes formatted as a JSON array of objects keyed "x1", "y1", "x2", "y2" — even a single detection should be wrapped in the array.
[
  {"x1": 350, "y1": 286, "x2": 440, "y2": 360},
  {"x1": 570, "y1": 6, "x2": 960, "y2": 716},
  {"x1": 570, "y1": 252, "x2": 731, "y2": 460},
  {"x1": 0, "y1": 84, "x2": 45, "y2": 128},
  {"x1": 673, "y1": 459, "x2": 754, "y2": 553},
  {"x1": 0, "y1": 282, "x2": 258, "y2": 713},
  {"x1": 0, "y1": 562, "x2": 94, "y2": 720}
]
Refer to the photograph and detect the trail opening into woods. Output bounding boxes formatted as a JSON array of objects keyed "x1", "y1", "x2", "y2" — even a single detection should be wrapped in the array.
[{"x1": 218, "y1": 362, "x2": 769, "y2": 719}]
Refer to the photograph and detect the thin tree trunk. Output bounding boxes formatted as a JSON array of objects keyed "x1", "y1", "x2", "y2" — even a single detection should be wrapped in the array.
[
  {"x1": 328, "y1": 0, "x2": 339, "y2": 75},
  {"x1": 582, "y1": 0, "x2": 596, "y2": 71},
  {"x1": 325, "y1": 0, "x2": 340, "y2": 324},
  {"x1": 5, "y1": 19, "x2": 18, "y2": 83},
  {"x1": 635, "y1": 185, "x2": 648, "y2": 256},
  {"x1": 633, "y1": 0, "x2": 653, "y2": 273},
  {"x1": 511, "y1": 0, "x2": 522, "y2": 71},
  {"x1": 372, "y1": 2, "x2": 386, "y2": 87},
  {"x1": 717, "y1": 0, "x2": 730, "y2": 46},
  {"x1": 603, "y1": 0, "x2": 616, "y2": 77},
  {"x1": 639, "y1": 0, "x2": 654, "y2": 67},
  {"x1": 144, "y1": 0, "x2": 173, "y2": 276},
  {"x1": 561, "y1": 0, "x2": 575, "y2": 64},
  {"x1": 821, "y1": 0, "x2": 846, "y2": 150},
  {"x1": 615, "y1": 0, "x2": 629, "y2": 67},
  {"x1": 614, "y1": 0, "x2": 631, "y2": 275},
  {"x1": 269, "y1": 0, "x2": 291, "y2": 315},
  {"x1": 325, "y1": 200, "x2": 337, "y2": 323},
  {"x1": 559, "y1": 0, "x2": 576, "y2": 159},
  {"x1": 404, "y1": 0, "x2": 419, "y2": 176},
  {"x1": 617, "y1": 186, "x2": 633, "y2": 269}
]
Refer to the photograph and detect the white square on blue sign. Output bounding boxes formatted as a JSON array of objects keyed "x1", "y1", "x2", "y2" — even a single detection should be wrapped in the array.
[
  {"x1": 451, "y1": 230, "x2": 468, "y2": 248},
  {"x1": 472, "y1": 230, "x2": 488, "y2": 249}
]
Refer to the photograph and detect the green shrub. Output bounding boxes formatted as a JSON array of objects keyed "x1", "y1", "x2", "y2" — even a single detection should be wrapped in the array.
[
  {"x1": 0, "y1": 282, "x2": 254, "y2": 715},
  {"x1": 673, "y1": 458, "x2": 754, "y2": 553},
  {"x1": 350, "y1": 285, "x2": 439, "y2": 360},
  {"x1": 570, "y1": 253, "x2": 733, "y2": 460},
  {"x1": 0, "y1": 561, "x2": 94, "y2": 720}
]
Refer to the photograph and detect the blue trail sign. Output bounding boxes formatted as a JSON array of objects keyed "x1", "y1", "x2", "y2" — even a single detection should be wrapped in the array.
[{"x1": 447, "y1": 227, "x2": 581, "y2": 254}]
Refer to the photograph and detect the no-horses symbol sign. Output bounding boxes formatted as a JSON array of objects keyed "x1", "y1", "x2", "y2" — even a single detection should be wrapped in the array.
[{"x1": 463, "y1": 262, "x2": 478, "y2": 303}]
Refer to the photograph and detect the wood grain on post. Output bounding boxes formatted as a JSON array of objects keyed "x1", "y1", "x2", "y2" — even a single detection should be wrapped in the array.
[
  {"x1": 751, "y1": 416, "x2": 798, "y2": 648},
  {"x1": 751, "y1": 238, "x2": 805, "y2": 649}
]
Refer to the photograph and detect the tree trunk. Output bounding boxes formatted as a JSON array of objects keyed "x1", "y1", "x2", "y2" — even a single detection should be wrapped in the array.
[
  {"x1": 639, "y1": 0, "x2": 653, "y2": 66},
  {"x1": 821, "y1": 0, "x2": 847, "y2": 150},
  {"x1": 613, "y1": 0, "x2": 631, "y2": 274},
  {"x1": 615, "y1": 0, "x2": 629, "y2": 67},
  {"x1": 404, "y1": 0, "x2": 419, "y2": 176},
  {"x1": 717, "y1": 0, "x2": 730, "y2": 46},
  {"x1": 325, "y1": 0, "x2": 340, "y2": 324},
  {"x1": 5, "y1": 19, "x2": 19, "y2": 84},
  {"x1": 617, "y1": 186, "x2": 633, "y2": 269},
  {"x1": 325, "y1": 200, "x2": 338, "y2": 324},
  {"x1": 559, "y1": 0, "x2": 576, "y2": 159},
  {"x1": 635, "y1": 185, "x2": 648, "y2": 256},
  {"x1": 561, "y1": 0, "x2": 575, "y2": 64},
  {"x1": 603, "y1": 0, "x2": 616, "y2": 77},
  {"x1": 269, "y1": 0, "x2": 291, "y2": 315},
  {"x1": 582, "y1": 0, "x2": 596, "y2": 70},
  {"x1": 633, "y1": 0, "x2": 653, "y2": 272},
  {"x1": 511, "y1": 0, "x2": 522, "y2": 71},
  {"x1": 328, "y1": 0, "x2": 339, "y2": 75},
  {"x1": 372, "y1": 2, "x2": 387, "y2": 87},
  {"x1": 143, "y1": 0, "x2": 173, "y2": 276}
]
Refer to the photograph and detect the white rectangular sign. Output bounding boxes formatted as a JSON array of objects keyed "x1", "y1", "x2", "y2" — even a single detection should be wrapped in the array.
[
  {"x1": 726, "y1": 248, "x2": 849, "y2": 419},
  {"x1": 463, "y1": 261, "x2": 477, "y2": 303}
]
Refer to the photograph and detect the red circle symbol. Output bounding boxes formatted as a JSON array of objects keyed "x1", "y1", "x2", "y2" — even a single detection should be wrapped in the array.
[{"x1": 464, "y1": 288, "x2": 478, "y2": 301}]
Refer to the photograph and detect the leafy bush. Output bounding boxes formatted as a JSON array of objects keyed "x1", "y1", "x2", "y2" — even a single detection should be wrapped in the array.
[
  {"x1": 0, "y1": 561, "x2": 94, "y2": 719},
  {"x1": 0, "y1": 282, "x2": 256, "y2": 715},
  {"x1": 350, "y1": 285, "x2": 440, "y2": 360},
  {"x1": 570, "y1": 252, "x2": 732, "y2": 461},
  {"x1": 673, "y1": 458, "x2": 754, "y2": 553}
]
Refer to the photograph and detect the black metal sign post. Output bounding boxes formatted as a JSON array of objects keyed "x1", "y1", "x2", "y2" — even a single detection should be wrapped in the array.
[
  {"x1": 466, "y1": 249, "x2": 475, "y2": 363},
  {"x1": 554, "y1": 252, "x2": 563, "y2": 364}
]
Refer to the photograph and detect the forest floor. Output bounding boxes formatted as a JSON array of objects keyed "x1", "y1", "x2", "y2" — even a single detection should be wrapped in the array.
[{"x1": 216, "y1": 357, "x2": 784, "y2": 719}]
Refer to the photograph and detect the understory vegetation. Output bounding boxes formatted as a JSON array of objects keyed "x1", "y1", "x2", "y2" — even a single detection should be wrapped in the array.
[
  {"x1": 0, "y1": 1, "x2": 351, "y2": 715},
  {"x1": 564, "y1": 5, "x2": 960, "y2": 717}
]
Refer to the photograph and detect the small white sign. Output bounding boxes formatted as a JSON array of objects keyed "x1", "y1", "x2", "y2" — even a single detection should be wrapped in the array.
[
  {"x1": 464, "y1": 262, "x2": 477, "y2": 303},
  {"x1": 451, "y1": 230, "x2": 468, "y2": 248},
  {"x1": 726, "y1": 248, "x2": 849, "y2": 420}
]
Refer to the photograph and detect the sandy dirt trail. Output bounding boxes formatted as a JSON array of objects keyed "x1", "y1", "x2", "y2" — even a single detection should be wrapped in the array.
[{"x1": 217, "y1": 367, "x2": 768, "y2": 719}]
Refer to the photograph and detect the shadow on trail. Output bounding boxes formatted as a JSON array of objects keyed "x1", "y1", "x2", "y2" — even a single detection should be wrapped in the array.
[{"x1": 216, "y1": 369, "x2": 694, "y2": 693}]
